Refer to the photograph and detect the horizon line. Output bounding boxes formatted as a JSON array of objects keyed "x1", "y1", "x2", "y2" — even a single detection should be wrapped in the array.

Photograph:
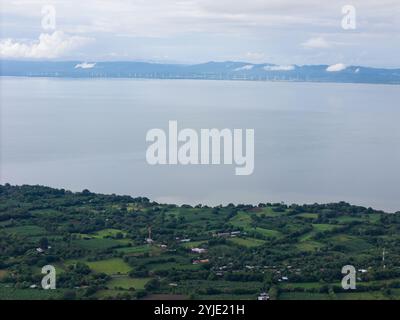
[{"x1": 1, "y1": 59, "x2": 400, "y2": 70}]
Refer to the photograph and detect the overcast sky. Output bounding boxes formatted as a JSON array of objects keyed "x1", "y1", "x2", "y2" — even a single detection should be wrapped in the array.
[{"x1": 0, "y1": 0, "x2": 399, "y2": 67}]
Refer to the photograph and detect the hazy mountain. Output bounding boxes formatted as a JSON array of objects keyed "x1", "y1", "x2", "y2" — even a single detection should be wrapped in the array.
[{"x1": 1, "y1": 60, "x2": 399, "y2": 84}]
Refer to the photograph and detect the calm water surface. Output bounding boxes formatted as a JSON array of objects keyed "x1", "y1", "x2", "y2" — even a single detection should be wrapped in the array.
[{"x1": 1, "y1": 78, "x2": 399, "y2": 211}]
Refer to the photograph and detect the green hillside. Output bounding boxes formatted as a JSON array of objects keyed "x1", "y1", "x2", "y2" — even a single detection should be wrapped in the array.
[{"x1": 1, "y1": 184, "x2": 400, "y2": 300}]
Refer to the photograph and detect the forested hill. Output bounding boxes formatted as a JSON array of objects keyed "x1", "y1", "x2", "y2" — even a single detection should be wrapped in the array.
[
  {"x1": 1, "y1": 184, "x2": 400, "y2": 300},
  {"x1": 1, "y1": 60, "x2": 400, "y2": 84}
]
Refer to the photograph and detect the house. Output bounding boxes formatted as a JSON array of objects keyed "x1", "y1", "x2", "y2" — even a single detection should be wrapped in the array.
[
  {"x1": 193, "y1": 259, "x2": 209, "y2": 264},
  {"x1": 216, "y1": 232, "x2": 230, "y2": 237},
  {"x1": 180, "y1": 239, "x2": 191, "y2": 243},
  {"x1": 191, "y1": 248, "x2": 207, "y2": 254},
  {"x1": 36, "y1": 248, "x2": 44, "y2": 253},
  {"x1": 145, "y1": 238, "x2": 154, "y2": 244},
  {"x1": 257, "y1": 292, "x2": 270, "y2": 300}
]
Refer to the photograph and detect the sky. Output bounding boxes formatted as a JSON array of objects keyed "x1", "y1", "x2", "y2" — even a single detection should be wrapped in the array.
[{"x1": 0, "y1": 0, "x2": 399, "y2": 67}]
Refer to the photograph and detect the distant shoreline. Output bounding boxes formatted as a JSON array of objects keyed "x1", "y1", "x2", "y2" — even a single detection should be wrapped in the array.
[
  {"x1": 1, "y1": 60, "x2": 399, "y2": 85},
  {"x1": 1, "y1": 75, "x2": 400, "y2": 86},
  {"x1": 1, "y1": 183, "x2": 397, "y2": 214}
]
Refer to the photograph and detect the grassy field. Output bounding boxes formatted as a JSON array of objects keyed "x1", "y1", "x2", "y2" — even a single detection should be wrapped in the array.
[
  {"x1": 86, "y1": 258, "x2": 131, "y2": 275},
  {"x1": 254, "y1": 227, "x2": 281, "y2": 238},
  {"x1": 72, "y1": 238, "x2": 125, "y2": 250},
  {"x1": 279, "y1": 282, "x2": 325, "y2": 289},
  {"x1": 335, "y1": 291, "x2": 389, "y2": 300},
  {"x1": 312, "y1": 223, "x2": 338, "y2": 232},
  {"x1": 279, "y1": 292, "x2": 331, "y2": 300},
  {"x1": 335, "y1": 216, "x2": 364, "y2": 223},
  {"x1": 95, "y1": 289, "x2": 125, "y2": 299},
  {"x1": 3, "y1": 225, "x2": 47, "y2": 237},
  {"x1": 177, "y1": 280, "x2": 263, "y2": 293},
  {"x1": 229, "y1": 212, "x2": 281, "y2": 238},
  {"x1": 228, "y1": 237, "x2": 265, "y2": 248},
  {"x1": 93, "y1": 228, "x2": 127, "y2": 238},
  {"x1": 296, "y1": 240, "x2": 323, "y2": 252},
  {"x1": 256, "y1": 207, "x2": 284, "y2": 217},
  {"x1": 115, "y1": 245, "x2": 159, "y2": 255},
  {"x1": 328, "y1": 234, "x2": 373, "y2": 251},
  {"x1": 297, "y1": 213, "x2": 319, "y2": 219},
  {"x1": 180, "y1": 240, "x2": 207, "y2": 249},
  {"x1": 0, "y1": 284, "x2": 66, "y2": 300},
  {"x1": 149, "y1": 262, "x2": 200, "y2": 272},
  {"x1": 107, "y1": 277, "x2": 151, "y2": 290},
  {"x1": 229, "y1": 212, "x2": 252, "y2": 229}
]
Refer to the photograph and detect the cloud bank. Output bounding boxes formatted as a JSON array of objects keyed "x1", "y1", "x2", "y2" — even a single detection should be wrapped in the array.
[
  {"x1": 234, "y1": 65, "x2": 254, "y2": 71},
  {"x1": 264, "y1": 65, "x2": 295, "y2": 71},
  {"x1": 0, "y1": 31, "x2": 93, "y2": 59},
  {"x1": 75, "y1": 62, "x2": 96, "y2": 69},
  {"x1": 0, "y1": 1, "x2": 399, "y2": 66},
  {"x1": 326, "y1": 63, "x2": 346, "y2": 72},
  {"x1": 302, "y1": 37, "x2": 330, "y2": 49}
]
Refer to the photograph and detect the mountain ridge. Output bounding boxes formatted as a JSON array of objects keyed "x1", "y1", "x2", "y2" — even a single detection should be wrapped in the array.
[{"x1": 1, "y1": 60, "x2": 399, "y2": 84}]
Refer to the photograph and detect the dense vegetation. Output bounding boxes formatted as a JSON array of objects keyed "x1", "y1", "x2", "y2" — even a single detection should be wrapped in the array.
[{"x1": 1, "y1": 184, "x2": 400, "y2": 300}]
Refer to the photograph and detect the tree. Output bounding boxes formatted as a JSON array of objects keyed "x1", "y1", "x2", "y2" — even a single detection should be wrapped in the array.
[
  {"x1": 63, "y1": 290, "x2": 77, "y2": 300},
  {"x1": 39, "y1": 237, "x2": 49, "y2": 249},
  {"x1": 145, "y1": 278, "x2": 160, "y2": 291}
]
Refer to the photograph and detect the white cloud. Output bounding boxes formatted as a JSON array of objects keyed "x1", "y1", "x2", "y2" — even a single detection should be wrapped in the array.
[
  {"x1": 264, "y1": 65, "x2": 295, "y2": 71},
  {"x1": 75, "y1": 62, "x2": 96, "y2": 69},
  {"x1": 302, "y1": 37, "x2": 330, "y2": 49},
  {"x1": 234, "y1": 64, "x2": 254, "y2": 71},
  {"x1": 326, "y1": 63, "x2": 346, "y2": 72},
  {"x1": 0, "y1": 1, "x2": 399, "y2": 66},
  {"x1": 0, "y1": 31, "x2": 93, "y2": 59},
  {"x1": 244, "y1": 52, "x2": 266, "y2": 62}
]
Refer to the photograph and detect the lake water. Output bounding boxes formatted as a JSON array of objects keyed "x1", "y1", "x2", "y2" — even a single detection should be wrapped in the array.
[{"x1": 1, "y1": 77, "x2": 399, "y2": 212}]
